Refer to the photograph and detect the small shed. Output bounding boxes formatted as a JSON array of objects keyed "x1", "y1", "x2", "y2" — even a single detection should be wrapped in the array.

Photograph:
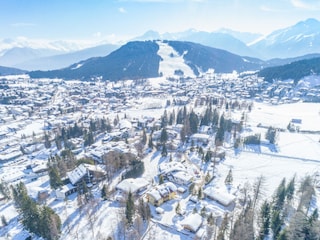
[{"x1": 55, "y1": 184, "x2": 77, "y2": 200}]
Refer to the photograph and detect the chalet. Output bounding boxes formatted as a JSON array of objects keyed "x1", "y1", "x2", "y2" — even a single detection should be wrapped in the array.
[
  {"x1": 181, "y1": 213, "x2": 202, "y2": 233},
  {"x1": 116, "y1": 177, "x2": 149, "y2": 196},
  {"x1": 67, "y1": 163, "x2": 106, "y2": 186},
  {"x1": 203, "y1": 187, "x2": 235, "y2": 208},
  {"x1": 158, "y1": 162, "x2": 186, "y2": 175},
  {"x1": 190, "y1": 133, "x2": 210, "y2": 145},
  {"x1": 146, "y1": 182, "x2": 177, "y2": 207},
  {"x1": 167, "y1": 171, "x2": 193, "y2": 186}
]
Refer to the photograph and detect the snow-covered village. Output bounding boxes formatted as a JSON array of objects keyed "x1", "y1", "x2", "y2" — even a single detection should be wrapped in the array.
[
  {"x1": 2, "y1": 2, "x2": 320, "y2": 239},
  {"x1": 1, "y1": 41, "x2": 320, "y2": 240}
]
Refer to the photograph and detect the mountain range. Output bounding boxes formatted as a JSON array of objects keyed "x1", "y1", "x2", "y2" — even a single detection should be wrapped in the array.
[
  {"x1": 28, "y1": 40, "x2": 265, "y2": 81},
  {"x1": 2, "y1": 18, "x2": 320, "y2": 71},
  {"x1": 28, "y1": 39, "x2": 320, "y2": 83}
]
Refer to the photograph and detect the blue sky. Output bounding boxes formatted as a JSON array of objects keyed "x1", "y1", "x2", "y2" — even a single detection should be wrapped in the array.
[{"x1": 2, "y1": 0, "x2": 320, "y2": 42}]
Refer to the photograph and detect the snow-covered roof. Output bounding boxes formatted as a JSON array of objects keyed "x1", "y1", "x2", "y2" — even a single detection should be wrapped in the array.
[
  {"x1": 190, "y1": 133, "x2": 210, "y2": 141},
  {"x1": 171, "y1": 171, "x2": 193, "y2": 183},
  {"x1": 181, "y1": 213, "x2": 202, "y2": 232},
  {"x1": 67, "y1": 164, "x2": 87, "y2": 185},
  {"x1": 119, "y1": 119, "x2": 132, "y2": 130},
  {"x1": 159, "y1": 162, "x2": 186, "y2": 175},
  {"x1": 67, "y1": 163, "x2": 106, "y2": 185},
  {"x1": 116, "y1": 177, "x2": 149, "y2": 194},
  {"x1": 58, "y1": 183, "x2": 76, "y2": 194},
  {"x1": 147, "y1": 182, "x2": 177, "y2": 201},
  {"x1": 147, "y1": 188, "x2": 162, "y2": 201},
  {"x1": 82, "y1": 163, "x2": 105, "y2": 174},
  {"x1": 203, "y1": 187, "x2": 235, "y2": 206}
]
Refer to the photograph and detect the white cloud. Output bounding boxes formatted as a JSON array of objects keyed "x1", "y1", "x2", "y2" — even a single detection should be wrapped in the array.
[
  {"x1": 118, "y1": 7, "x2": 127, "y2": 13},
  {"x1": 291, "y1": 0, "x2": 320, "y2": 10}
]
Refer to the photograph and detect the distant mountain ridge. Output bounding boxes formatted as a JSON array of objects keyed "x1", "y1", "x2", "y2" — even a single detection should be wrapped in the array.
[
  {"x1": 258, "y1": 57, "x2": 320, "y2": 84},
  {"x1": 30, "y1": 41, "x2": 162, "y2": 81},
  {"x1": 0, "y1": 65, "x2": 25, "y2": 76},
  {"x1": 250, "y1": 18, "x2": 320, "y2": 59},
  {"x1": 135, "y1": 18, "x2": 320, "y2": 59},
  {"x1": 134, "y1": 29, "x2": 259, "y2": 57},
  {"x1": 29, "y1": 40, "x2": 264, "y2": 81},
  {"x1": 13, "y1": 44, "x2": 119, "y2": 71},
  {"x1": 3, "y1": 18, "x2": 320, "y2": 71}
]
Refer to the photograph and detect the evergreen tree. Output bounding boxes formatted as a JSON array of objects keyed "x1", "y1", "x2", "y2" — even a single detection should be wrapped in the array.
[
  {"x1": 215, "y1": 127, "x2": 225, "y2": 146},
  {"x1": 48, "y1": 166, "x2": 63, "y2": 189},
  {"x1": 189, "y1": 111, "x2": 199, "y2": 134},
  {"x1": 160, "y1": 128, "x2": 168, "y2": 144},
  {"x1": 1, "y1": 215, "x2": 8, "y2": 226},
  {"x1": 176, "y1": 108, "x2": 184, "y2": 124},
  {"x1": 159, "y1": 175, "x2": 164, "y2": 185},
  {"x1": 39, "y1": 206, "x2": 61, "y2": 240},
  {"x1": 258, "y1": 200, "x2": 271, "y2": 240},
  {"x1": 207, "y1": 212, "x2": 214, "y2": 226},
  {"x1": 126, "y1": 191, "x2": 135, "y2": 225},
  {"x1": 201, "y1": 206, "x2": 206, "y2": 217},
  {"x1": 271, "y1": 210, "x2": 283, "y2": 239},
  {"x1": 273, "y1": 178, "x2": 286, "y2": 211},
  {"x1": 84, "y1": 129, "x2": 94, "y2": 147},
  {"x1": 161, "y1": 144, "x2": 168, "y2": 157},
  {"x1": 200, "y1": 105, "x2": 213, "y2": 126},
  {"x1": 141, "y1": 128, "x2": 147, "y2": 145},
  {"x1": 54, "y1": 135, "x2": 62, "y2": 150},
  {"x1": 137, "y1": 198, "x2": 151, "y2": 221},
  {"x1": 175, "y1": 202, "x2": 181, "y2": 214},
  {"x1": 161, "y1": 110, "x2": 168, "y2": 128},
  {"x1": 297, "y1": 175, "x2": 315, "y2": 213},
  {"x1": 44, "y1": 133, "x2": 51, "y2": 149},
  {"x1": 12, "y1": 183, "x2": 61, "y2": 240},
  {"x1": 266, "y1": 126, "x2": 277, "y2": 144},
  {"x1": 286, "y1": 176, "x2": 295, "y2": 202},
  {"x1": 148, "y1": 132, "x2": 154, "y2": 149},
  {"x1": 169, "y1": 110, "x2": 175, "y2": 126},
  {"x1": 204, "y1": 149, "x2": 212, "y2": 163},
  {"x1": 212, "y1": 108, "x2": 219, "y2": 127},
  {"x1": 198, "y1": 187, "x2": 203, "y2": 200},
  {"x1": 101, "y1": 184, "x2": 108, "y2": 200},
  {"x1": 225, "y1": 169, "x2": 233, "y2": 186}
]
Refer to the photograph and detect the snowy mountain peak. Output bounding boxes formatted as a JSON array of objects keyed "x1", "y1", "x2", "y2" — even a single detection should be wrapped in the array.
[{"x1": 250, "y1": 18, "x2": 320, "y2": 59}]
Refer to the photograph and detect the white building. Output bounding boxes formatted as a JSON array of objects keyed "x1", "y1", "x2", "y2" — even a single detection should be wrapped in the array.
[
  {"x1": 181, "y1": 213, "x2": 203, "y2": 232},
  {"x1": 55, "y1": 183, "x2": 77, "y2": 200},
  {"x1": 116, "y1": 177, "x2": 149, "y2": 195},
  {"x1": 203, "y1": 187, "x2": 235, "y2": 207}
]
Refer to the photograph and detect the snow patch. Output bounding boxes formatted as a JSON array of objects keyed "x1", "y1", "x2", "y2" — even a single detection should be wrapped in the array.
[{"x1": 157, "y1": 41, "x2": 196, "y2": 78}]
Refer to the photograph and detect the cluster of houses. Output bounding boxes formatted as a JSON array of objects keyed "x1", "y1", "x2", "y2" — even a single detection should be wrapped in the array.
[{"x1": 3, "y1": 72, "x2": 310, "y2": 237}]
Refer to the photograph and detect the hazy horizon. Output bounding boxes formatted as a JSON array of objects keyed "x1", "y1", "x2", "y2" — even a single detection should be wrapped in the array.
[{"x1": 2, "y1": 0, "x2": 320, "y2": 45}]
